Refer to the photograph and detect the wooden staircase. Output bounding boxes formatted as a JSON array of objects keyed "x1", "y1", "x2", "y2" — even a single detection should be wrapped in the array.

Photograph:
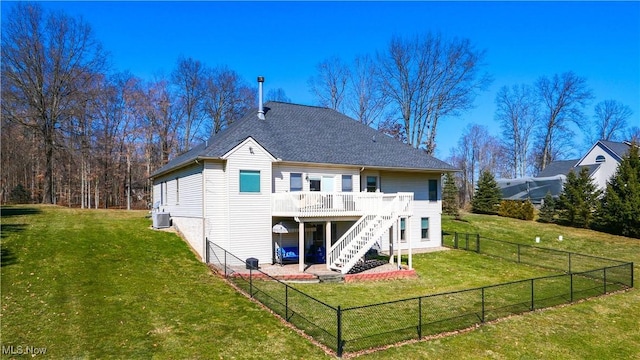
[{"x1": 328, "y1": 193, "x2": 412, "y2": 274}]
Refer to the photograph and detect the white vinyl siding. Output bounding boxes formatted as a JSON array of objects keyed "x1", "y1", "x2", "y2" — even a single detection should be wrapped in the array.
[
  {"x1": 226, "y1": 139, "x2": 274, "y2": 263},
  {"x1": 152, "y1": 164, "x2": 203, "y2": 217},
  {"x1": 577, "y1": 144, "x2": 624, "y2": 192},
  {"x1": 204, "y1": 162, "x2": 228, "y2": 250},
  {"x1": 380, "y1": 171, "x2": 442, "y2": 251}
]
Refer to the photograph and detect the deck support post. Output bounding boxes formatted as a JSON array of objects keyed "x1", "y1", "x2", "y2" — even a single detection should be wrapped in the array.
[
  {"x1": 299, "y1": 220, "x2": 305, "y2": 272},
  {"x1": 407, "y1": 216, "x2": 412, "y2": 270},
  {"x1": 326, "y1": 221, "x2": 332, "y2": 269}
]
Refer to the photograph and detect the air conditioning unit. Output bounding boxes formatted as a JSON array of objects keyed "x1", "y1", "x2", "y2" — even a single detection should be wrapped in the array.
[{"x1": 153, "y1": 212, "x2": 171, "y2": 229}]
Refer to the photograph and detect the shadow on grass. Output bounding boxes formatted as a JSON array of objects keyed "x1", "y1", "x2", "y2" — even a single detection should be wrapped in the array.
[
  {"x1": 1, "y1": 206, "x2": 42, "y2": 217},
  {"x1": 1, "y1": 247, "x2": 17, "y2": 267}
]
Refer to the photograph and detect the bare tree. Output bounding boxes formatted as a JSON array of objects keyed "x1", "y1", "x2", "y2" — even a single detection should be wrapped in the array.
[
  {"x1": 202, "y1": 67, "x2": 255, "y2": 136},
  {"x1": 171, "y1": 56, "x2": 206, "y2": 152},
  {"x1": 494, "y1": 84, "x2": 538, "y2": 178},
  {"x1": 627, "y1": 126, "x2": 640, "y2": 143},
  {"x1": 345, "y1": 54, "x2": 388, "y2": 126},
  {"x1": 1, "y1": 3, "x2": 107, "y2": 203},
  {"x1": 591, "y1": 100, "x2": 632, "y2": 142},
  {"x1": 535, "y1": 72, "x2": 593, "y2": 170},
  {"x1": 447, "y1": 123, "x2": 505, "y2": 206},
  {"x1": 308, "y1": 56, "x2": 349, "y2": 111},
  {"x1": 266, "y1": 88, "x2": 291, "y2": 102},
  {"x1": 377, "y1": 33, "x2": 491, "y2": 154}
]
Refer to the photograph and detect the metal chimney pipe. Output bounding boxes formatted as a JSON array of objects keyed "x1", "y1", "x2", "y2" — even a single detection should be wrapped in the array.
[{"x1": 257, "y1": 76, "x2": 265, "y2": 120}]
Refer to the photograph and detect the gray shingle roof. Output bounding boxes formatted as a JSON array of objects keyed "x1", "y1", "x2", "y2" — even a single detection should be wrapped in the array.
[
  {"x1": 538, "y1": 159, "x2": 600, "y2": 178},
  {"x1": 599, "y1": 140, "x2": 631, "y2": 160},
  {"x1": 537, "y1": 159, "x2": 579, "y2": 177},
  {"x1": 152, "y1": 102, "x2": 457, "y2": 177}
]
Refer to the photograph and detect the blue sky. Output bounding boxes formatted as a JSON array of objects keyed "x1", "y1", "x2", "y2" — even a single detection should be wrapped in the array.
[{"x1": 4, "y1": 1, "x2": 639, "y2": 159}]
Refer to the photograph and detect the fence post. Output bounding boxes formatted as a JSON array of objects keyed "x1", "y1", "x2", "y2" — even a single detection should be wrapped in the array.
[
  {"x1": 603, "y1": 267, "x2": 607, "y2": 294},
  {"x1": 250, "y1": 267, "x2": 253, "y2": 298},
  {"x1": 418, "y1": 297, "x2": 422, "y2": 339},
  {"x1": 570, "y1": 273, "x2": 574, "y2": 303},
  {"x1": 465, "y1": 233, "x2": 469, "y2": 250},
  {"x1": 481, "y1": 288, "x2": 485, "y2": 323},
  {"x1": 530, "y1": 279, "x2": 535, "y2": 311},
  {"x1": 205, "y1": 238, "x2": 209, "y2": 263},
  {"x1": 476, "y1": 234, "x2": 480, "y2": 253},
  {"x1": 337, "y1": 306, "x2": 343, "y2": 357},
  {"x1": 568, "y1": 253, "x2": 572, "y2": 273},
  {"x1": 454, "y1": 232, "x2": 458, "y2": 249},
  {"x1": 285, "y1": 285, "x2": 289, "y2": 321},
  {"x1": 224, "y1": 251, "x2": 228, "y2": 277},
  {"x1": 631, "y1": 263, "x2": 635, "y2": 288}
]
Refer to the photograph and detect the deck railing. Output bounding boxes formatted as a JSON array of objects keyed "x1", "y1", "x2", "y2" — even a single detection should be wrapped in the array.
[{"x1": 271, "y1": 191, "x2": 413, "y2": 217}]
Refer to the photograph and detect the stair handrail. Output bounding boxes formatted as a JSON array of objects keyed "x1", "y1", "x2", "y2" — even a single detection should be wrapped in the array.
[
  {"x1": 331, "y1": 193, "x2": 413, "y2": 273},
  {"x1": 335, "y1": 196, "x2": 402, "y2": 273}
]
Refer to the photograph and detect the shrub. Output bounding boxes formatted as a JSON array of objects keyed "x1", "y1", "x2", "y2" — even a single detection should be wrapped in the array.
[{"x1": 498, "y1": 199, "x2": 534, "y2": 220}]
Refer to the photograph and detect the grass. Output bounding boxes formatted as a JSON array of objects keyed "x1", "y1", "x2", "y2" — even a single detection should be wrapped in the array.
[
  {"x1": 2, "y1": 206, "x2": 639, "y2": 359},
  {"x1": 1, "y1": 206, "x2": 328, "y2": 359}
]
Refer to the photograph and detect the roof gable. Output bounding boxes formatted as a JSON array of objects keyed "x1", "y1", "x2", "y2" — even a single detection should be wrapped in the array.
[
  {"x1": 152, "y1": 102, "x2": 456, "y2": 177},
  {"x1": 577, "y1": 140, "x2": 630, "y2": 166}
]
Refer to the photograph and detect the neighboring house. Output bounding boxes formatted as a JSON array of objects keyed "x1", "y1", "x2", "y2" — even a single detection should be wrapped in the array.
[
  {"x1": 497, "y1": 140, "x2": 632, "y2": 203},
  {"x1": 150, "y1": 81, "x2": 457, "y2": 274}
]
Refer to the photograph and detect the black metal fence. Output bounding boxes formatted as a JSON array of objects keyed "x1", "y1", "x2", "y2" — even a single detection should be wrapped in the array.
[{"x1": 207, "y1": 234, "x2": 633, "y2": 357}]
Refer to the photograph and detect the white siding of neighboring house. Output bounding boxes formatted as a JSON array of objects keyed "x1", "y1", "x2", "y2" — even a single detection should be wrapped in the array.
[
  {"x1": 272, "y1": 164, "x2": 361, "y2": 193},
  {"x1": 378, "y1": 171, "x2": 442, "y2": 251},
  {"x1": 225, "y1": 138, "x2": 274, "y2": 264},
  {"x1": 577, "y1": 144, "x2": 622, "y2": 191}
]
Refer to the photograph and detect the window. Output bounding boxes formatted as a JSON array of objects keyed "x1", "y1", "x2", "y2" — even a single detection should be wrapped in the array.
[
  {"x1": 163, "y1": 182, "x2": 167, "y2": 205},
  {"x1": 400, "y1": 218, "x2": 406, "y2": 242},
  {"x1": 366, "y1": 176, "x2": 377, "y2": 192},
  {"x1": 595, "y1": 155, "x2": 606, "y2": 163},
  {"x1": 175, "y1": 178, "x2": 179, "y2": 204},
  {"x1": 290, "y1": 173, "x2": 303, "y2": 191},
  {"x1": 309, "y1": 178, "x2": 321, "y2": 191},
  {"x1": 421, "y1": 218, "x2": 429, "y2": 240},
  {"x1": 342, "y1": 175, "x2": 353, "y2": 192},
  {"x1": 239, "y1": 170, "x2": 260, "y2": 192},
  {"x1": 428, "y1": 179, "x2": 438, "y2": 201}
]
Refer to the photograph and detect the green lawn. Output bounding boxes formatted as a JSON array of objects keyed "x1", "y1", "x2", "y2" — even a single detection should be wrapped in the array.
[
  {"x1": 2, "y1": 206, "x2": 639, "y2": 359},
  {"x1": 1, "y1": 206, "x2": 328, "y2": 359}
]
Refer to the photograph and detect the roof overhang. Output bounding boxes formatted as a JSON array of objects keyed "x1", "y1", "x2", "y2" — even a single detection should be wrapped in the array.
[
  {"x1": 275, "y1": 160, "x2": 459, "y2": 173},
  {"x1": 149, "y1": 156, "x2": 222, "y2": 180}
]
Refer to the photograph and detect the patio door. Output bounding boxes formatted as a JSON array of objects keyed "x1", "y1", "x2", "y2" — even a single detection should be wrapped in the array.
[
  {"x1": 321, "y1": 176, "x2": 334, "y2": 192},
  {"x1": 310, "y1": 176, "x2": 334, "y2": 192}
]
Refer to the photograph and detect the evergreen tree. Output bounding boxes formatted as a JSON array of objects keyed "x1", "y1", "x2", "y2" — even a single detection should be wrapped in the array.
[
  {"x1": 557, "y1": 167, "x2": 602, "y2": 228},
  {"x1": 9, "y1": 184, "x2": 31, "y2": 204},
  {"x1": 538, "y1": 191, "x2": 557, "y2": 223},
  {"x1": 442, "y1": 173, "x2": 460, "y2": 217},
  {"x1": 596, "y1": 145, "x2": 640, "y2": 238},
  {"x1": 471, "y1": 170, "x2": 502, "y2": 214}
]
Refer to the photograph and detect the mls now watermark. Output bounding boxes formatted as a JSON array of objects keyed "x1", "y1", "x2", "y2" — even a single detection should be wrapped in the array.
[{"x1": 2, "y1": 345, "x2": 47, "y2": 356}]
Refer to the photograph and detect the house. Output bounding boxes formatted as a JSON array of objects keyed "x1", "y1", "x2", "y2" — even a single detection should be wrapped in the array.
[
  {"x1": 497, "y1": 140, "x2": 632, "y2": 203},
  {"x1": 150, "y1": 78, "x2": 457, "y2": 274}
]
